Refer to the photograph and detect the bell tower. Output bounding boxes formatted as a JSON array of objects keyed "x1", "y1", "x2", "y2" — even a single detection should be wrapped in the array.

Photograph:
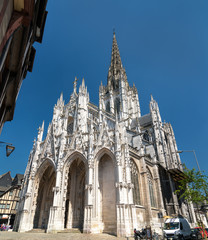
[{"x1": 99, "y1": 33, "x2": 141, "y2": 125}]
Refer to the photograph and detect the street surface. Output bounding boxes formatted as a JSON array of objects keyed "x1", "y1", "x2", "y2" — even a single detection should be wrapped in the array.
[{"x1": 0, "y1": 231, "x2": 133, "y2": 240}]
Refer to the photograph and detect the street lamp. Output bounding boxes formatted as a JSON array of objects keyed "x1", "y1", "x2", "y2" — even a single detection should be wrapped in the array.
[
  {"x1": 0, "y1": 141, "x2": 15, "y2": 157},
  {"x1": 177, "y1": 150, "x2": 201, "y2": 172}
]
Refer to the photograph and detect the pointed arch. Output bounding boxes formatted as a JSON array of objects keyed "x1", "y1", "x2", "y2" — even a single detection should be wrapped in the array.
[
  {"x1": 95, "y1": 147, "x2": 116, "y2": 166},
  {"x1": 33, "y1": 158, "x2": 56, "y2": 229},
  {"x1": 146, "y1": 166, "x2": 153, "y2": 179},
  {"x1": 64, "y1": 150, "x2": 88, "y2": 170},
  {"x1": 62, "y1": 151, "x2": 87, "y2": 230},
  {"x1": 96, "y1": 147, "x2": 117, "y2": 235},
  {"x1": 35, "y1": 158, "x2": 56, "y2": 179}
]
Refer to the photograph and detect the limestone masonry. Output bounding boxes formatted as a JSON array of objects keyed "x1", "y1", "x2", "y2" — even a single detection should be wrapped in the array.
[{"x1": 14, "y1": 33, "x2": 197, "y2": 237}]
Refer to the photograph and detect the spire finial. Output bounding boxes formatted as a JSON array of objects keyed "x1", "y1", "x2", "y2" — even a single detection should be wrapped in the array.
[
  {"x1": 151, "y1": 94, "x2": 154, "y2": 101},
  {"x1": 82, "y1": 77, "x2": 85, "y2": 87},
  {"x1": 113, "y1": 28, "x2": 115, "y2": 35},
  {"x1": 41, "y1": 120, "x2": 44, "y2": 131},
  {"x1": 60, "y1": 92, "x2": 63, "y2": 101},
  {"x1": 73, "y1": 77, "x2": 78, "y2": 93}
]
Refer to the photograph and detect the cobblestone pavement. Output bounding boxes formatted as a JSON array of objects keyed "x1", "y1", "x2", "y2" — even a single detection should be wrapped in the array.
[{"x1": 0, "y1": 231, "x2": 134, "y2": 240}]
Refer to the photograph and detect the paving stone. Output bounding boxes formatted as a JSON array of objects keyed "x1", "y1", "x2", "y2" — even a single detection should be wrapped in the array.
[{"x1": 0, "y1": 231, "x2": 134, "y2": 240}]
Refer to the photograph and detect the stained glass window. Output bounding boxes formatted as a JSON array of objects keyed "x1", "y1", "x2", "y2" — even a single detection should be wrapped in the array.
[{"x1": 130, "y1": 159, "x2": 140, "y2": 205}]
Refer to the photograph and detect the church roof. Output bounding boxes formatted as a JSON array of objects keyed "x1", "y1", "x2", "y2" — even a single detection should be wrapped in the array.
[{"x1": 139, "y1": 113, "x2": 152, "y2": 127}]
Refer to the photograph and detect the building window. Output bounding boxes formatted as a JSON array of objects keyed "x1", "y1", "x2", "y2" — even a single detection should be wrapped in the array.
[
  {"x1": 149, "y1": 179, "x2": 156, "y2": 207},
  {"x1": 147, "y1": 169, "x2": 156, "y2": 207},
  {"x1": 130, "y1": 159, "x2": 140, "y2": 205},
  {"x1": 106, "y1": 101, "x2": 110, "y2": 113},
  {"x1": 9, "y1": 190, "x2": 13, "y2": 196},
  {"x1": 143, "y1": 130, "x2": 149, "y2": 142},
  {"x1": 67, "y1": 116, "x2": 74, "y2": 135},
  {"x1": 114, "y1": 98, "x2": 120, "y2": 114},
  {"x1": 67, "y1": 122, "x2": 73, "y2": 134},
  {"x1": 6, "y1": 204, "x2": 10, "y2": 209},
  {"x1": 0, "y1": 204, "x2": 5, "y2": 209}
]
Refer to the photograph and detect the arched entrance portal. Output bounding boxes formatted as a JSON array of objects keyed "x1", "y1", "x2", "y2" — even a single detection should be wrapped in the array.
[
  {"x1": 33, "y1": 164, "x2": 56, "y2": 229},
  {"x1": 99, "y1": 153, "x2": 116, "y2": 234},
  {"x1": 65, "y1": 159, "x2": 86, "y2": 230}
]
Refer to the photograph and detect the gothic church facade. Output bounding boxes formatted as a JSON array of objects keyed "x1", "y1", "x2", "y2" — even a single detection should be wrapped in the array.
[{"x1": 14, "y1": 34, "x2": 196, "y2": 237}]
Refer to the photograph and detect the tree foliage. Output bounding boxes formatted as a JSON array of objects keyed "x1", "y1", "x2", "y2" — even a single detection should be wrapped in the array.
[{"x1": 175, "y1": 165, "x2": 208, "y2": 204}]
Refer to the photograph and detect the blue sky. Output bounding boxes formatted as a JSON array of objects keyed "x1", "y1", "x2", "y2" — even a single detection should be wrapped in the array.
[{"x1": 0, "y1": 0, "x2": 208, "y2": 177}]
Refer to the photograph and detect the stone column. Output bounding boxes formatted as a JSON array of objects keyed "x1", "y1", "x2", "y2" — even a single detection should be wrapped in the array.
[
  {"x1": 115, "y1": 151, "x2": 126, "y2": 237},
  {"x1": 140, "y1": 158, "x2": 152, "y2": 226},
  {"x1": 109, "y1": 90, "x2": 114, "y2": 113},
  {"x1": 115, "y1": 146, "x2": 123, "y2": 203},
  {"x1": 154, "y1": 165, "x2": 165, "y2": 211},
  {"x1": 83, "y1": 163, "x2": 93, "y2": 233},
  {"x1": 17, "y1": 177, "x2": 34, "y2": 232},
  {"x1": 47, "y1": 169, "x2": 63, "y2": 233},
  {"x1": 116, "y1": 144, "x2": 137, "y2": 237}
]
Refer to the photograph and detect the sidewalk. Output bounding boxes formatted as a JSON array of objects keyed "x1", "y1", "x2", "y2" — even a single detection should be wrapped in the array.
[{"x1": 0, "y1": 231, "x2": 133, "y2": 240}]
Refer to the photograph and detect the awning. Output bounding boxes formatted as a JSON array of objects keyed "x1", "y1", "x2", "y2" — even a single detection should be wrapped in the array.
[{"x1": 168, "y1": 168, "x2": 186, "y2": 181}]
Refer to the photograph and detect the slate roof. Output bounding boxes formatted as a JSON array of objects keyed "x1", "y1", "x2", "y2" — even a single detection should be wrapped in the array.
[
  {"x1": 0, "y1": 172, "x2": 23, "y2": 196},
  {"x1": 0, "y1": 185, "x2": 9, "y2": 194},
  {"x1": 138, "y1": 113, "x2": 152, "y2": 127},
  {"x1": 12, "y1": 174, "x2": 24, "y2": 186},
  {"x1": 0, "y1": 171, "x2": 12, "y2": 187}
]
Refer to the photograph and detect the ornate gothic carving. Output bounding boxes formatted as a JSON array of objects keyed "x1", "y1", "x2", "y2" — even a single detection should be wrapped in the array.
[{"x1": 15, "y1": 33, "x2": 197, "y2": 236}]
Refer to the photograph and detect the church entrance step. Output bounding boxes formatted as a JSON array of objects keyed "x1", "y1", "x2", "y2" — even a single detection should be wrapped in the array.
[
  {"x1": 27, "y1": 228, "x2": 46, "y2": 233},
  {"x1": 57, "y1": 228, "x2": 82, "y2": 233}
]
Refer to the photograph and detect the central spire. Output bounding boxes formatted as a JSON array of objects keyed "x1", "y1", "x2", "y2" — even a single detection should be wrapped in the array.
[
  {"x1": 107, "y1": 32, "x2": 127, "y2": 90},
  {"x1": 109, "y1": 32, "x2": 123, "y2": 74}
]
